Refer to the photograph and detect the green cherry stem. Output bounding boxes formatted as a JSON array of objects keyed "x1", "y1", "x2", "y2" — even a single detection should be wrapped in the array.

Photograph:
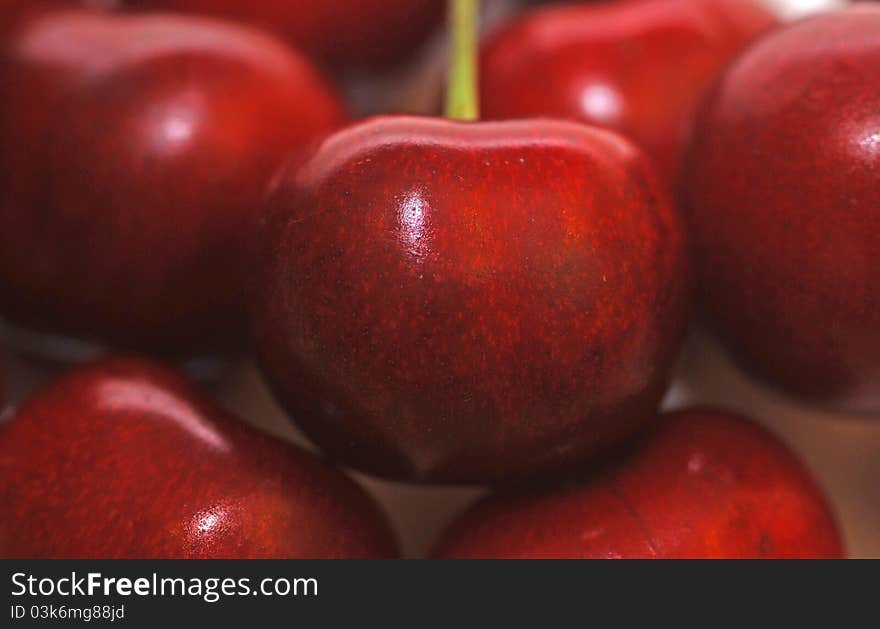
[{"x1": 445, "y1": 0, "x2": 480, "y2": 121}]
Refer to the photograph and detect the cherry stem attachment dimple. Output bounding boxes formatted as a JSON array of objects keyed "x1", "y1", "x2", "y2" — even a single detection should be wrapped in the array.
[{"x1": 445, "y1": 0, "x2": 480, "y2": 121}]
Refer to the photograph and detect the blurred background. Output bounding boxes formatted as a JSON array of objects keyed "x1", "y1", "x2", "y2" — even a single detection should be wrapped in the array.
[{"x1": 2, "y1": 0, "x2": 875, "y2": 558}]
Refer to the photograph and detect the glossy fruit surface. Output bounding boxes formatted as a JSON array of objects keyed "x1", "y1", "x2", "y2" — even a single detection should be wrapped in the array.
[
  {"x1": 683, "y1": 6, "x2": 880, "y2": 411},
  {"x1": 252, "y1": 116, "x2": 691, "y2": 484},
  {"x1": 480, "y1": 0, "x2": 776, "y2": 183},
  {"x1": 122, "y1": 0, "x2": 446, "y2": 71},
  {"x1": 0, "y1": 9, "x2": 345, "y2": 355},
  {"x1": 0, "y1": 356, "x2": 398, "y2": 558},
  {"x1": 433, "y1": 408, "x2": 844, "y2": 558}
]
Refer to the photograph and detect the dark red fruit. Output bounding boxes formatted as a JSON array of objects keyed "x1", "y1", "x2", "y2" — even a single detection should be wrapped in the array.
[
  {"x1": 0, "y1": 357, "x2": 398, "y2": 558},
  {"x1": 433, "y1": 409, "x2": 843, "y2": 558},
  {"x1": 683, "y1": 6, "x2": 880, "y2": 411},
  {"x1": 0, "y1": 0, "x2": 69, "y2": 38},
  {"x1": 252, "y1": 116, "x2": 691, "y2": 484},
  {"x1": 480, "y1": 0, "x2": 776, "y2": 183},
  {"x1": 121, "y1": 0, "x2": 446, "y2": 71},
  {"x1": 0, "y1": 0, "x2": 58, "y2": 27},
  {"x1": 0, "y1": 9, "x2": 346, "y2": 355}
]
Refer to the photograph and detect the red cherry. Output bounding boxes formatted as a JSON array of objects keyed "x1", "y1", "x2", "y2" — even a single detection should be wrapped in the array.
[
  {"x1": 683, "y1": 6, "x2": 880, "y2": 411},
  {"x1": 120, "y1": 0, "x2": 446, "y2": 71},
  {"x1": 433, "y1": 408, "x2": 843, "y2": 558},
  {"x1": 0, "y1": 356, "x2": 398, "y2": 558},
  {"x1": 252, "y1": 116, "x2": 691, "y2": 484},
  {"x1": 0, "y1": 9, "x2": 346, "y2": 355},
  {"x1": 479, "y1": 0, "x2": 776, "y2": 183}
]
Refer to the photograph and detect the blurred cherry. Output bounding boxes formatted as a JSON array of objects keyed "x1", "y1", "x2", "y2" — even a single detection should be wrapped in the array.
[
  {"x1": 434, "y1": 408, "x2": 843, "y2": 558},
  {"x1": 480, "y1": 0, "x2": 776, "y2": 183},
  {"x1": 121, "y1": 0, "x2": 446, "y2": 71},
  {"x1": 683, "y1": 6, "x2": 880, "y2": 411},
  {"x1": 0, "y1": 356, "x2": 398, "y2": 558},
  {"x1": 0, "y1": 9, "x2": 346, "y2": 357}
]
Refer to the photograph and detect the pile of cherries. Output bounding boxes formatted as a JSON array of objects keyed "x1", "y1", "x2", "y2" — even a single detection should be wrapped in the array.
[{"x1": 0, "y1": 0, "x2": 874, "y2": 559}]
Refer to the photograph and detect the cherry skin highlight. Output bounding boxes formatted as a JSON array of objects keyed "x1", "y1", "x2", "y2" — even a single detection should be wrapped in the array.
[
  {"x1": 0, "y1": 356, "x2": 398, "y2": 559},
  {"x1": 252, "y1": 116, "x2": 691, "y2": 485},
  {"x1": 433, "y1": 409, "x2": 843, "y2": 559},
  {"x1": 121, "y1": 0, "x2": 446, "y2": 71},
  {"x1": 0, "y1": 9, "x2": 346, "y2": 356},
  {"x1": 683, "y1": 6, "x2": 880, "y2": 412},
  {"x1": 479, "y1": 0, "x2": 776, "y2": 183}
]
